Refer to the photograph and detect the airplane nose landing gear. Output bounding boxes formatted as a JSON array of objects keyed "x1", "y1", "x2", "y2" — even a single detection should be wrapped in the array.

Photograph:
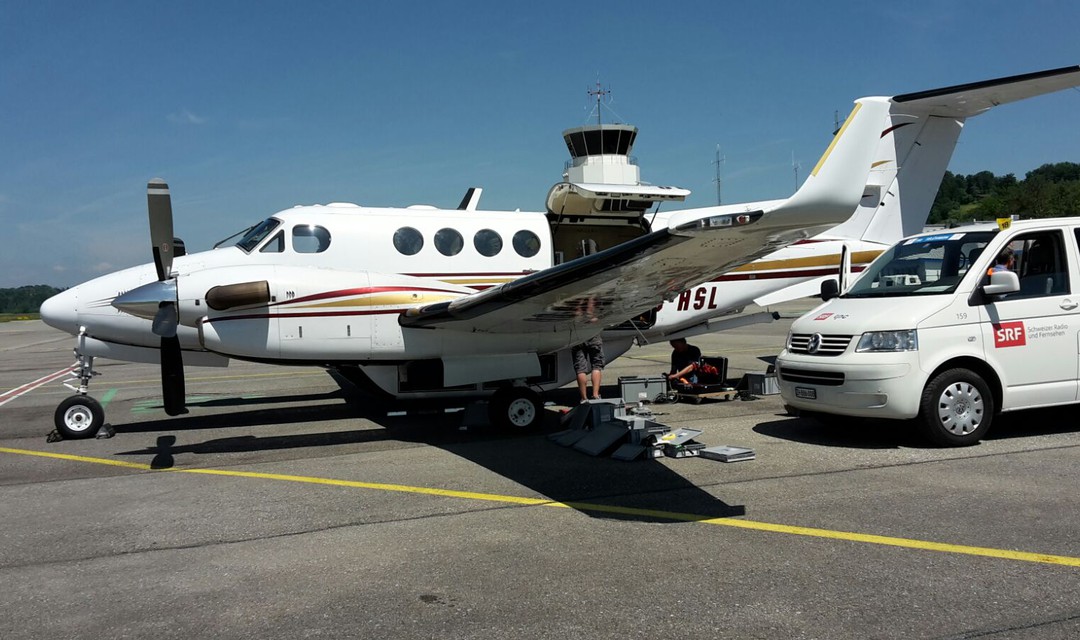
[
  {"x1": 53, "y1": 334, "x2": 108, "y2": 439},
  {"x1": 54, "y1": 394, "x2": 104, "y2": 439}
]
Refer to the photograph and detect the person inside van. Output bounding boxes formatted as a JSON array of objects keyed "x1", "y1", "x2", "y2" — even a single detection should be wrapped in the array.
[{"x1": 988, "y1": 246, "x2": 1015, "y2": 275}]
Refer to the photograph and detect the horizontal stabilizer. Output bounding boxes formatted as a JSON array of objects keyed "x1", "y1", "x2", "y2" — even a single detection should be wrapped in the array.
[{"x1": 892, "y1": 65, "x2": 1080, "y2": 117}]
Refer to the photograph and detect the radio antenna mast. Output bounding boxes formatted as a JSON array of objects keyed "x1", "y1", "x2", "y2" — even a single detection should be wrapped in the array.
[
  {"x1": 586, "y1": 79, "x2": 612, "y2": 126},
  {"x1": 713, "y1": 144, "x2": 725, "y2": 205}
]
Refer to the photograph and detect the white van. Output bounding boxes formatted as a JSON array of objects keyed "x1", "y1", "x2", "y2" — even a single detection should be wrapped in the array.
[{"x1": 776, "y1": 218, "x2": 1080, "y2": 446}]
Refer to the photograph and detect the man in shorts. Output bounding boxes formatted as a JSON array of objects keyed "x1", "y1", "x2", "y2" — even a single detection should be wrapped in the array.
[{"x1": 572, "y1": 335, "x2": 604, "y2": 403}]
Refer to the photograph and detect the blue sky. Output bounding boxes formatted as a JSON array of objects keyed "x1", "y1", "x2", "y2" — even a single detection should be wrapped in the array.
[{"x1": 2, "y1": 1, "x2": 1078, "y2": 288}]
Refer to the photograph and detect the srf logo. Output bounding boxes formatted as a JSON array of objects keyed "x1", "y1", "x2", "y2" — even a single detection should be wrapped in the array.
[
  {"x1": 993, "y1": 321, "x2": 1026, "y2": 348},
  {"x1": 814, "y1": 313, "x2": 833, "y2": 321}
]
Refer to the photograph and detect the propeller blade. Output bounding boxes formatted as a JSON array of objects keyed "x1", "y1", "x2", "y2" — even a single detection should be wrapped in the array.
[
  {"x1": 151, "y1": 301, "x2": 179, "y2": 338},
  {"x1": 160, "y1": 334, "x2": 187, "y2": 416},
  {"x1": 148, "y1": 178, "x2": 175, "y2": 282}
]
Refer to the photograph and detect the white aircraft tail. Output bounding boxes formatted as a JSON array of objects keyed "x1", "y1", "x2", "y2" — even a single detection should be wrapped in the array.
[{"x1": 824, "y1": 65, "x2": 1080, "y2": 246}]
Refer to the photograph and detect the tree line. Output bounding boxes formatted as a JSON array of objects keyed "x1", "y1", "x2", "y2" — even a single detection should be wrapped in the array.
[
  {"x1": 929, "y1": 161, "x2": 1080, "y2": 224},
  {"x1": 0, "y1": 285, "x2": 62, "y2": 314}
]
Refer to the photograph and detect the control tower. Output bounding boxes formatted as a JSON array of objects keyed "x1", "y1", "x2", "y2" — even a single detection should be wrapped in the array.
[{"x1": 545, "y1": 86, "x2": 690, "y2": 263}]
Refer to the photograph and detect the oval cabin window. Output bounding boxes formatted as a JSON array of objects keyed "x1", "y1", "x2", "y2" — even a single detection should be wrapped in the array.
[
  {"x1": 393, "y1": 227, "x2": 424, "y2": 256},
  {"x1": 435, "y1": 228, "x2": 464, "y2": 256},
  {"x1": 473, "y1": 229, "x2": 503, "y2": 257},
  {"x1": 292, "y1": 225, "x2": 331, "y2": 253},
  {"x1": 513, "y1": 230, "x2": 541, "y2": 258}
]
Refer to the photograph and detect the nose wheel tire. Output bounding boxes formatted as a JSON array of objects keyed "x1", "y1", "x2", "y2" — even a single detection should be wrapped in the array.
[
  {"x1": 917, "y1": 368, "x2": 993, "y2": 447},
  {"x1": 488, "y1": 387, "x2": 542, "y2": 430},
  {"x1": 54, "y1": 395, "x2": 105, "y2": 440}
]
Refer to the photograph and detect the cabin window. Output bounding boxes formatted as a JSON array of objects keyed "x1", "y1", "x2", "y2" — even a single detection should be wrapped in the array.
[
  {"x1": 435, "y1": 228, "x2": 464, "y2": 256},
  {"x1": 292, "y1": 225, "x2": 331, "y2": 253},
  {"x1": 513, "y1": 230, "x2": 541, "y2": 258},
  {"x1": 259, "y1": 230, "x2": 285, "y2": 253},
  {"x1": 473, "y1": 229, "x2": 503, "y2": 257},
  {"x1": 393, "y1": 227, "x2": 424, "y2": 255}
]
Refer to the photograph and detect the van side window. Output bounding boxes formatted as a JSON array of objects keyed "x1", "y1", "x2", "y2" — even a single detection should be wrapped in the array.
[
  {"x1": 292, "y1": 225, "x2": 331, "y2": 253},
  {"x1": 1013, "y1": 230, "x2": 1069, "y2": 297}
]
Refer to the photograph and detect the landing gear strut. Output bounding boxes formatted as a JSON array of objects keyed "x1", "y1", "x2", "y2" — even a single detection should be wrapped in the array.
[{"x1": 54, "y1": 338, "x2": 106, "y2": 439}]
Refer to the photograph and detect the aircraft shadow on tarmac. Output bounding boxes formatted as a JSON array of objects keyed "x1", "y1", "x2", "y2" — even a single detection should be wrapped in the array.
[
  {"x1": 115, "y1": 382, "x2": 746, "y2": 524},
  {"x1": 755, "y1": 408, "x2": 1080, "y2": 449}
]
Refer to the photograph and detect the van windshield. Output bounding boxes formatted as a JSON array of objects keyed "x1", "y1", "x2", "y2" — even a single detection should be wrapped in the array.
[{"x1": 843, "y1": 231, "x2": 997, "y2": 298}]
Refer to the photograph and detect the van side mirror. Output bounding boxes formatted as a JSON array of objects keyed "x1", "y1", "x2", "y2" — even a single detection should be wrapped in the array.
[
  {"x1": 820, "y1": 278, "x2": 840, "y2": 301},
  {"x1": 982, "y1": 270, "x2": 1020, "y2": 296}
]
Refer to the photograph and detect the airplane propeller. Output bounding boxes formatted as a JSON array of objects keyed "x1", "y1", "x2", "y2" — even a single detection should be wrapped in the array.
[
  {"x1": 146, "y1": 179, "x2": 187, "y2": 416},
  {"x1": 109, "y1": 179, "x2": 188, "y2": 415}
]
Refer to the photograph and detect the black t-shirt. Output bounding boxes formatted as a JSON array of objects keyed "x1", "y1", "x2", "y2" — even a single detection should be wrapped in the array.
[{"x1": 670, "y1": 344, "x2": 702, "y2": 374}]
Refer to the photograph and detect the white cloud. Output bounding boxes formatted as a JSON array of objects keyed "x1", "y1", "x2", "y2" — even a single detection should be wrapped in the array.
[{"x1": 168, "y1": 109, "x2": 207, "y2": 125}]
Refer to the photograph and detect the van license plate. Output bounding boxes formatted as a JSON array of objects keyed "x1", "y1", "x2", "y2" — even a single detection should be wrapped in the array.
[{"x1": 795, "y1": 387, "x2": 816, "y2": 400}]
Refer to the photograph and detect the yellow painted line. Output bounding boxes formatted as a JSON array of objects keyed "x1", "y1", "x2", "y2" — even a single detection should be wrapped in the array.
[{"x1": 3, "y1": 446, "x2": 1078, "y2": 568}]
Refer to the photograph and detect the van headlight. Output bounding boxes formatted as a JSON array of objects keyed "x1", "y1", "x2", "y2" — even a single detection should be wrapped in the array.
[{"x1": 856, "y1": 330, "x2": 918, "y2": 352}]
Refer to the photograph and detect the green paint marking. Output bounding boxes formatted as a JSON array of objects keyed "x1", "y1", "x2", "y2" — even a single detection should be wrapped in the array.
[{"x1": 99, "y1": 389, "x2": 118, "y2": 409}]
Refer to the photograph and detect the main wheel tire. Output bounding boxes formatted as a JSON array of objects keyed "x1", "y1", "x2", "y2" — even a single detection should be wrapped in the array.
[
  {"x1": 917, "y1": 368, "x2": 994, "y2": 447},
  {"x1": 488, "y1": 387, "x2": 542, "y2": 430},
  {"x1": 54, "y1": 395, "x2": 105, "y2": 439}
]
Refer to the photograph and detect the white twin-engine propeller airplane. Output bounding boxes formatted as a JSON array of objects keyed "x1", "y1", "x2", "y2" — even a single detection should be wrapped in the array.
[{"x1": 40, "y1": 65, "x2": 1080, "y2": 438}]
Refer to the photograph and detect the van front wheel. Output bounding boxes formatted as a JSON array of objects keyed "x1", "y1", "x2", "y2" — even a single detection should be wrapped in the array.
[{"x1": 917, "y1": 368, "x2": 993, "y2": 447}]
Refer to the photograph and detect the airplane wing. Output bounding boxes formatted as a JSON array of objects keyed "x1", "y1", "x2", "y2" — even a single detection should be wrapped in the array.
[{"x1": 400, "y1": 207, "x2": 841, "y2": 335}]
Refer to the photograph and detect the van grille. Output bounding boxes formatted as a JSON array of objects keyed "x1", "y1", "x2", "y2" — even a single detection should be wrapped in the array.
[
  {"x1": 778, "y1": 368, "x2": 845, "y2": 386},
  {"x1": 788, "y1": 333, "x2": 853, "y2": 356}
]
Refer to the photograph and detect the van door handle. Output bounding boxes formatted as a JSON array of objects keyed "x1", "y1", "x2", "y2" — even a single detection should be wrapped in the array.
[{"x1": 1061, "y1": 299, "x2": 1078, "y2": 310}]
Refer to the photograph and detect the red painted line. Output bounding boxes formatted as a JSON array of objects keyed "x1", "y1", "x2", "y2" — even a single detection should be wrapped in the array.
[{"x1": 0, "y1": 365, "x2": 76, "y2": 407}]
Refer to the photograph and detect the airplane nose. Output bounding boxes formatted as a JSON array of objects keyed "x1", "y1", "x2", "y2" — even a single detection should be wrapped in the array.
[{"x1": 40, "y1": 288, "x2": 79, "y2": 335}]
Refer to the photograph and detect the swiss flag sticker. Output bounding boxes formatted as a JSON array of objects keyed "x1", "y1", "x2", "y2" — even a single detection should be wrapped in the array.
[
  {"x1": 814, "y1": 313, "x2": 833, "y2": 321},
  {"x1": 993, "y1": 321, "x2": 1026, "y2": 348}
]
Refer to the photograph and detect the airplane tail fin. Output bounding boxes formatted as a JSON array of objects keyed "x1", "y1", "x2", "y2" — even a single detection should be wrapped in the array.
[
  {"x1": 824, "y1": 65, "x2": 1080, "y2": 246},
  {"x1": 777, "y1": 97, "x2": 891, "y2": 228}
]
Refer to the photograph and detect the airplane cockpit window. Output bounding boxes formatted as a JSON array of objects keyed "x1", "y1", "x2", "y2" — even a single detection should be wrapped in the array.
[
  {"x1": 473, "y1": 229, "x2": 503, "y2": 257},
  {"x1": 292, "y1": 225, "x2": 331, "y2": 253},
  {"x1": 513, "y1": 230, "x2": 541, "y2": 258},
  {"x1": 393, "y1": 227, "x2": 423, "y2": 255},
  {"x1": 435, "y1": 228, "x2": 464, "y2": 256},
  {"x1": 236, "y1": 218, "x2": 282, "y2": 253},
  {"x1": 259, "y1": 230, "x2": 284, "y2": 253}
]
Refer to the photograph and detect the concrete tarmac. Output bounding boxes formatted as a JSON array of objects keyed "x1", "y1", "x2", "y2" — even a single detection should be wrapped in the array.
[{"x1": 2, "y1": 304, "x2": 1079, "y2": 639}]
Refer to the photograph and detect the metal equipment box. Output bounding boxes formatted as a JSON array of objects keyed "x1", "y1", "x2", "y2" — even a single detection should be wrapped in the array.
[
  {"x1": 618, "y1": 375, "x2": 668, "y2": 404},
  {"x1": 745, "y1": 372, "x2": 779, "y2": 395}
]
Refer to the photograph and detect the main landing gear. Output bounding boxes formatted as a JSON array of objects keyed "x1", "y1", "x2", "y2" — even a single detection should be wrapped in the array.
[
  {"x1": 53, "y1": 339, "x2": 107, "y2": 440},
  {"x1": 487, "y1": 386, "x2": 543, "y2": 430}
]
